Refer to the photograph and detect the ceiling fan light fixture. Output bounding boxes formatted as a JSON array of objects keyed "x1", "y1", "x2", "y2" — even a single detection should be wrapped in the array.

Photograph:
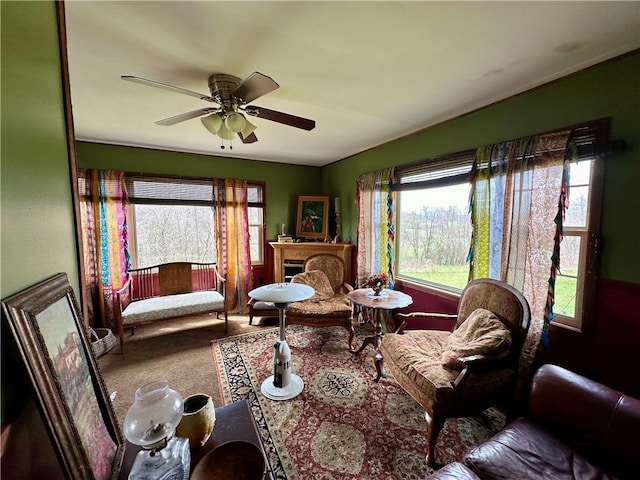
[
  {"x1": 201, "y1": 113, "x2": 223, "y2": 134},
  {"x1": 217, "y1": 123, "x2": 235, "y2": 140},
  {"x1": 241, "y1": 118, "x2": 257, "y2": 137},
  {"x1": 224, "y1": 112, "x2": 247, "y2": 133}
]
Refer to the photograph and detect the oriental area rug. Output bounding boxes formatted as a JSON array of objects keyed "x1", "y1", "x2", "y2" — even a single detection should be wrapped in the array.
[{"x1": 211, "y1": 325, "x2": 505, "y2": 480}]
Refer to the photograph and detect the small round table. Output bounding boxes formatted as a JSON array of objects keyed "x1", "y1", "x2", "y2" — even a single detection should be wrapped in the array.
[
  {"x1": 347, "y1": 288, "x2": 413, "y2": 354},
  {"x1": 248, "y1": 283, "x2": 314, "y2": 401}
]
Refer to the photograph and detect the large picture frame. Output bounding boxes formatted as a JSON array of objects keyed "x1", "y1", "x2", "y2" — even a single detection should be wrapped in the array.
[
  {"x1": 2, "y1": 273, "x2": 124, "y2": 480},
  {"x1": 296, "y1": 195, "x2": 330, "y2": 239}
]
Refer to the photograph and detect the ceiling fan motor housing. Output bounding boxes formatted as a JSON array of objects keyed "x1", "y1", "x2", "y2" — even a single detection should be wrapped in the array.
[{"x1": 208, "y1": 74, "x2": 243, "y2": 109}]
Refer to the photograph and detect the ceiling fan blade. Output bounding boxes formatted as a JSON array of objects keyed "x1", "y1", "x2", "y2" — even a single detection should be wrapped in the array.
[
  {"x1": 155, "y1": 108, "x2": 217, "y2": 126},
  {"x1": 232, "y1": 72, "x2": 279, "y2": 104},
  {"x1": 238, "y1": 131, "x2": 258, "y2": 144},
  {"x1": 122, "y1": 75, "x2": 217, "y2": 103},
  {"x1": 245, "y1": 106, "x2": 315, "y2": 131}
]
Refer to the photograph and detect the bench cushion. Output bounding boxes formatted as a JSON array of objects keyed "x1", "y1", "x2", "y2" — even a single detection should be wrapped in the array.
[{"x1": 122, "y1": 290, "x2": 224, "y2": 325}]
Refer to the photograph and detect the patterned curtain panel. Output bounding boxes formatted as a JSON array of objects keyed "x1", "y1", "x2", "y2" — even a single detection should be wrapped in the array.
[
  {"x1": 78, "y1": 169, "x2": 130, "y2": 328},
  {"x1": 355, "y1": 168, "x2": 396, "y2": 287},
  {"x1": 469, "y1": 131, "x2": 571, "y2": 386},
  {"x1": 213, "y1": 178, "x2": 252, "y2": 313}
]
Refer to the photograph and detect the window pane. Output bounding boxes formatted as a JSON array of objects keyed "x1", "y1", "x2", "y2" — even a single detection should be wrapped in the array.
[
  {"x1": 554, "y1": 235, "x2": 581, "y2": 317},
  {"x1": 134, "y1": 204, "x2": 215, "y2": 266},
  {"x1": 248, "y1": 206, "x2": 264, "y2": 264},
  {"x1": 398, "y1": 183, "x2": 471, "y2": 290},
  {"x1": 565, "y1": 186, "x2": 589, "y2": 228}
]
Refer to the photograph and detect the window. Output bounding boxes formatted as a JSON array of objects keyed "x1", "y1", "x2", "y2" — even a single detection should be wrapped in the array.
[
  {"x1": 395, "y1": 150, "x2": 476, "y2": 292},
  {"x1": 398, "y1": 184, "x2": 471, "y2": 291},
  {"x1": 394, "y1": 120, "x2": 607, "y2": 331},
  {"x1": 132, "y1": 204, "x2": 215, "y2": 266},
  {"x1": 247, "y1": 184, "x2": 265, "y2": 265},
  {"x1": 125, "y1": 175, "x2": 265, "y2": 268}
]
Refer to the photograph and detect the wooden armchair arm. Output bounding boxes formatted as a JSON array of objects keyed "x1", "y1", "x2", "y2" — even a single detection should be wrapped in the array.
[
  {"x1": 451, "y1": 355, "x2": 511, "y2": 390},
  {"x1": 342, "y1": 282, "x2": 354, "y2": 293},
  {"x1": 394, "y1": 311, "x2": 458, "y2": 334}
]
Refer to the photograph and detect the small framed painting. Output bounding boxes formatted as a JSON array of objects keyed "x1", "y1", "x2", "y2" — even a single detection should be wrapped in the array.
[
  {"x1": 296, "y1": 195, "x2": 329, "y2": 239},
  {"x1": 2, "y1": 273, "x2": 124, "y2": 480}
]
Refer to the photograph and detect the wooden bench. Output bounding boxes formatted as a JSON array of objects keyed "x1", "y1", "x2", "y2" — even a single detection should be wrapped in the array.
[{"x1": 115, "y1": 262, "x2": 227, "y2": 353}]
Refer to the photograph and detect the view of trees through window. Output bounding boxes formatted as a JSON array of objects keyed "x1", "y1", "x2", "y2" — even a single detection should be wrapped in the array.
[
  {"x1": 396, "y1": 159, "x2": 593, "y2": 325},
  {"x1": 133, "y1": 204, "x2": 216, "y2": 266},
  {"x1": 398, "y1": 184, "x2": 472, "y2": 290}
]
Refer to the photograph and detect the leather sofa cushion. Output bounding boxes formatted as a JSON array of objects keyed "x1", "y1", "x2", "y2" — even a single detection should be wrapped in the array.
[
  {"x1": 463, "y1": 417, "x2": 620, "y2": 480},
  {"x1": 427, "y1": 462, "x2": 481, "y2": 479}
]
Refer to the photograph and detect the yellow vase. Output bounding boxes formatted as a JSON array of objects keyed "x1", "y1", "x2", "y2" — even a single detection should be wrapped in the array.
[{"x1": 176, "y1": 393, "x2": 216, "y2": 449}]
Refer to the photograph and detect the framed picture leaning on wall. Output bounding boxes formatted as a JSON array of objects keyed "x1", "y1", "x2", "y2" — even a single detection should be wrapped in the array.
[
  {"x1": 296, "y1": 195, "x2": 329, "y2": 239},
  {"x1": 2, "y1": 273, "x2": 124, "y2": 480}
]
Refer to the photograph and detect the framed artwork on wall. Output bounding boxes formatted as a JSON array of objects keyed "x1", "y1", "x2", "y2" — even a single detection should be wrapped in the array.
[
  {"x1": 1, "y1": 273, "x2": 124, "y2": 480},
  {"x1": 296, "y1": 195, "x2": 330, "y2": 239}
]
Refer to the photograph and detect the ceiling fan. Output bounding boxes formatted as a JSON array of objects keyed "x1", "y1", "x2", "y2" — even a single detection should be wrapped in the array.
[{"x1": 121, "y1": 72, "x2": 315, "y2": 147}]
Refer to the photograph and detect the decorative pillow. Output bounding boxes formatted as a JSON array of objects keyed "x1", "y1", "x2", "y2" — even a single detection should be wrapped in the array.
[
  {"x1": 441, "y1": 308, "x2": 512, "y2": 371},
  {"x1": 291, "y1": 270, "x2": 335, "y2": 301}
]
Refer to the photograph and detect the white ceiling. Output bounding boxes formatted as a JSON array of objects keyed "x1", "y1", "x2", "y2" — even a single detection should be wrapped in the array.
[{"x1": 64, "y1": 1, "x2": 640, "y2": 167}]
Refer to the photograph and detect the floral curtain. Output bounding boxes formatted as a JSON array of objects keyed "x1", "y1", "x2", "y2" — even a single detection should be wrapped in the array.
[
  {"x1": 469, "y1": 130, "x2": 571, "y2": 386},
  {"x1": 78, "y1": 169, "x2": 130, "y2": 328},
  {"x1": 356, "y1": 168, "x2": 396, "y2": 287},
  {"x1": 213, "y1": 178, "x2": 252, "y2": 313}
]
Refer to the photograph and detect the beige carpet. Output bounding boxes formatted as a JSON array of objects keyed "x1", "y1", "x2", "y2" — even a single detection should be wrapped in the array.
[{"x1": 97, "y1": 312, "x2": 279, "y2": 426}]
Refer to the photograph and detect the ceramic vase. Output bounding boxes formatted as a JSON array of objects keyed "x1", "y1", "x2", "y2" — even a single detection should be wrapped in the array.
[
  {"x1": 176, "y1": 393, "x2": 216, "y2": 449},
  {"x1": 373, "y1": 286, "x2": 383, "y2": 296}
]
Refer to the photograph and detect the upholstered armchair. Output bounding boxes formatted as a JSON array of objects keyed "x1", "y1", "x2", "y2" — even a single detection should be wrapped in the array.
[
  {"x1": 375, "y1": 278, "x2": 531, "y2": 467},
  {"x1": 285, "y1": 254, "x2": 355, "y2": 349}
]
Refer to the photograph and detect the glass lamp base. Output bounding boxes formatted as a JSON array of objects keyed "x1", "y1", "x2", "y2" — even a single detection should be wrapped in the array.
[{"x1": 128, "y1": 436, "x2": 190, "y2": 480}]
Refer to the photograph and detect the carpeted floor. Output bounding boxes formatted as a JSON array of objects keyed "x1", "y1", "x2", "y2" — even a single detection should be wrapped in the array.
[
  {"x1": 98, "y1": 313, "x2": 504, "y2": 479},
  {"x1": 97, "y1": 312, "x2": 279, "y2": 426},
  {"x1": 212, "y1": 324, "x2": 505, "y2": 480}
]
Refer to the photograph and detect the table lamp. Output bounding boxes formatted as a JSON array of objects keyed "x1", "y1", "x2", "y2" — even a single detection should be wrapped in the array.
[
  {"x1": 123, "y1": 380, "x2": 191, "y2": 480},
  {"x1": 248, "y1": 282, "x2": 314, "y2": 400}
]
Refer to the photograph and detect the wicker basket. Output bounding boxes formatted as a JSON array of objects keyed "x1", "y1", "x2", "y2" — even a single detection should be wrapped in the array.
[{"x1": 90, "y1": 327, "x2": 117, "y2": 358}]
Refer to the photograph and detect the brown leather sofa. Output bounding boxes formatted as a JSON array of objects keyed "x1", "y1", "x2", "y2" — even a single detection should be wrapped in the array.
[{"x1": 428, "y1": 364, "x2": 640, "y2": 480}]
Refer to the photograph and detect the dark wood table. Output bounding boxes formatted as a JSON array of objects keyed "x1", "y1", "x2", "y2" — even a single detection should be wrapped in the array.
[
  {"x1": 118, "y1": 400, "x2": 271, "y2": 479},
  {"x1": 348, "y1": 288, "x2": 413, "y2": 354}
]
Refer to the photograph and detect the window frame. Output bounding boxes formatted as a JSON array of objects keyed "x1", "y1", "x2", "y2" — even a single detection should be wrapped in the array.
[{"x1": 393, "y1": 119, "x2": 609, "y2": 333}]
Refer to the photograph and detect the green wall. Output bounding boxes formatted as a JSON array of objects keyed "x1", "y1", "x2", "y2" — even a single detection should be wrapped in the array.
[
  {"x1": 75, "y1": 142, "x2": 322, "y2": 240},
  {"x1": 1, "y1": 1, "x2": 79, "y2": 297},
  {"x1": 323, "y1": 52, "x2": 640, "y2": 283}
]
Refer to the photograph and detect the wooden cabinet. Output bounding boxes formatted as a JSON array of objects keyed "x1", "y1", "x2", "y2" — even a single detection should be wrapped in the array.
[{"x1": 270, "y1": 242, "x2": 355, "y2": 284}]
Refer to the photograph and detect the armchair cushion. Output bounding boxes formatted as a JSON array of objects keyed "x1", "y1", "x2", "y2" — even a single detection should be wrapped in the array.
[
  {"x1": 379, "y1": 331, "x2": 515, "y2": 411},
  {"x1": 292, "y1": 270, "x2": 335, "y2": 300},
  {"x1": 441, "y1": 308, "x2": 512, "y2": 370}
]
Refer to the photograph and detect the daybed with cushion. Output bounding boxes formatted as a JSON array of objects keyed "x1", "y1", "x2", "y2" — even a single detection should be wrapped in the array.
[
  {"x1": 284, "y1": 254, "x2": 355, "y2": 349},
  {"x1": 428, "y1": 363, "x2": 640, "y2": 480},
  {"x1": 115, "y1": 262, "x2": 227, "y2": 353}
]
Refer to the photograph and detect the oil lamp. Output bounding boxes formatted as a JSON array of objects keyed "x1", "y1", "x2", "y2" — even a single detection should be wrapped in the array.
[{"x1": 123, "y1": 380, "x2": 190, "y2": 480}]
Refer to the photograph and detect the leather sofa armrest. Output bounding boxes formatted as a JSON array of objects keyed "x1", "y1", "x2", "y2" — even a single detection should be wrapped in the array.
[{"x1": 528, "y1": 364, "x2": 640, "y2": 479}]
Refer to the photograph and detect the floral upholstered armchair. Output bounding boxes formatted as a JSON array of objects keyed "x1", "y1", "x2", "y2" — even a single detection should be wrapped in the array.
[
  {"x1": 375, "y1": 278, "x2": 531, "y2": 467},
  {"x1": 285, "y1": 254, "x2": 355, "y2": 349}
]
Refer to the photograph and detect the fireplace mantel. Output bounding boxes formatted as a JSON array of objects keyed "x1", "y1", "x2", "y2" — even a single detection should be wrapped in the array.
[{"x1": 269, "y1": 242, "x2": 355, "y2": 284}]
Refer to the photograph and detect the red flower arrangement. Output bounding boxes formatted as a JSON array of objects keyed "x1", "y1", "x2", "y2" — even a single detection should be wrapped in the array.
[{"x1": 364, "y1": 272, "x2": 389, "y2": 290}]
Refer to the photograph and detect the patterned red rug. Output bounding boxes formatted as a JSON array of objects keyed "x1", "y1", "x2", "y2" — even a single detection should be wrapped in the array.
[{"x1": 211, "y1": 325, "x2": 504, "y2": 479}]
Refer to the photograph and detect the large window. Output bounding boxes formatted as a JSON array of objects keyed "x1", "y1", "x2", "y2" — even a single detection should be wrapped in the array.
[
  {"x1": 132, "y1": 204, "x2": 215, "y2": 266},
  {"x1": 398, "y1": 184, "x2": 471, "y2": 291},
  {"x1": 125, "y1": 175, "x2": 265, "y2": 268},
  {"x1": 395, "y1": 121, "x2": 606, "y2": 331}
]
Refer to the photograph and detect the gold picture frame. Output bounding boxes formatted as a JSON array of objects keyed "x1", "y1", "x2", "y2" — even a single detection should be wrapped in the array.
[
  {"x1": 296, "y1": 195, "x2": 329, "y2": 239},
  {"x1": 2, "y1": 273, "x2": 124, "y2": 480}
]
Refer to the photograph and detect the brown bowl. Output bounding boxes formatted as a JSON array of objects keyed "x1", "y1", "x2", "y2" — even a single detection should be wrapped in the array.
[{"x1": 191, "y1": 440, "x2": 267, "y2": 480}]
